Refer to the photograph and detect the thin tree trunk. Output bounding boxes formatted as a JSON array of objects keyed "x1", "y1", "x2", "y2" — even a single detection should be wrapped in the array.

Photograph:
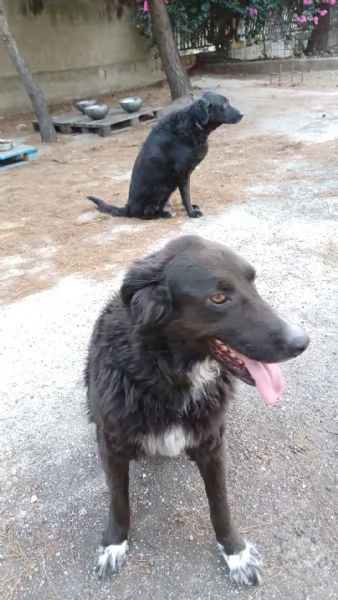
[
  {"x1": 0, "y1": 0, "x2": 57, "y2": 142},
  {"x1": 148, "y1": 0, "x2": 192, "y2": 100},
  {"x1": 306, "y1": 9, "x2": 330, "y2": 55}
]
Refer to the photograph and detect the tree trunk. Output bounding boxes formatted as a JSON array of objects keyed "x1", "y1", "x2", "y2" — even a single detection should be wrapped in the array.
[
  {"x1": 306, "y1": 10, "x2": 330, "y2": 55},
  {"x1": 0, "y1": 0, "x2": 57, "y2": 142},
  {"x1": 148, "y1": 0, "x2": 192, "y2": 100}
]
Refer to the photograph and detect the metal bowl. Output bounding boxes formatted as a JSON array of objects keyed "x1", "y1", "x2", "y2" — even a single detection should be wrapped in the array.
[
  {"x1": 119, "y1": 96, "x2": 144, "y2": 113},
  {"x1": 83, "y1": 103, "x2": 109, "y2": 120},
  {"x1": 75, "y1": 99, "x2": 98, "y2": 114}
]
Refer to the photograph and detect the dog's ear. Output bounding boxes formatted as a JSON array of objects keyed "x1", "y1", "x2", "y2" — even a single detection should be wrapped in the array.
[
  {"x1": 191, "y1": 97, "x2": 211, "y2": 126},
  {"x1": 128, "y1": 284, "x2": 171, "y2": 327},
  {"x1": 121, "y1": 257, "x2": 172, "y2": 327}
]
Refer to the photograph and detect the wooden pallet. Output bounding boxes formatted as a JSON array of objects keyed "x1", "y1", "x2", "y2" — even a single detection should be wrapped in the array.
[
  {"x1": 0, "y1": 144, "x2": 38, "y2": 173},
  {"x1": 32, "y1": 106, "x2": 162, "y2": 137}
]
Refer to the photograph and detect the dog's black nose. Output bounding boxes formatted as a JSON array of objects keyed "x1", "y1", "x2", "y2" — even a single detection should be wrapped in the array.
[
  {"x1": 233, "y1": 112, "x2": 244, "y2": 123},
  {"x1": 285, "y1": 327, "x2": 310, "y2": 357}
]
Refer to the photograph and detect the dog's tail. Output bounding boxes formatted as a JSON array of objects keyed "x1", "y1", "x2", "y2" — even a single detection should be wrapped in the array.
[{"x1": 87, "y1": 195, "x2": 128, "y2": 217}]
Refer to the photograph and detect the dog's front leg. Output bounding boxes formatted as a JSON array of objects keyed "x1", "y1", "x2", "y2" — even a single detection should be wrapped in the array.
[
  {"x1": 189, "y1": 446, "x2": 263, "y2": 586},
  {"x1": 95, "y1": 434, "x2": 130, "y2": 579},
  {"x1": 178, "y1": 177, "x2": 203, "y2": 218}
]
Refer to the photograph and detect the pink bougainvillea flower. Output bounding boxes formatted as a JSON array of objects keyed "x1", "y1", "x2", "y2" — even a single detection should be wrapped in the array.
[
  {"x1": 303, "y1": 0, "x2": 312, "y2": 5},
  {"x1": 247, "y1": 7, "x2": 258, "y2": 17},
  {"x1": 144, "y1": 0, "x2": 168, "y2": 12},
  {"x1": 297, "y1": 14, "x2": 308, "y2": 24},
  {"x1": 320, "y1": 9, "x2": 328, "y2": 15},
  {"x1": 313, "y1": 16, "x2": 319, "y2": 24}
]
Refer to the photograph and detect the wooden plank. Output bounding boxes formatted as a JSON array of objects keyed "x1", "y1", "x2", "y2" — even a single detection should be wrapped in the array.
[
  {"x1": 52, "y1": 113, "x2": 89, "y2": 126},
  {"x1": 0, "y1": 144, "x2": 38, "y2": 173},
  {"x1": 32, "y1": 106, "x2": 162, "y2": 137},
  {"x1": 84, "y1": 108, "x2": 161, "y2": 137},
  {"x1": 0, "y1": 144, "x2": 37, "y2": 162},
  {"x1": 32, "y1": 112, "x2": 86, "y2": 126}
]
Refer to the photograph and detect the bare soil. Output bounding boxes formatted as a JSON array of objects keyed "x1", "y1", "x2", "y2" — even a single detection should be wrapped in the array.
[
  {"x1": 0, "y1": 72, "x2": 337, "y2": 600},
  {"x1": 1, "y1": 73, "x2": 337, "y2": 305}
]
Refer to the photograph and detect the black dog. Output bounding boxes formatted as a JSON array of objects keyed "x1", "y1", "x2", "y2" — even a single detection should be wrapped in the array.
[
  {"x1": 85, "y1": 235, "x2": 309, "y2": 585},
  {"x1": 87, "y1": 92, "x2": 243, "y2": 220}
]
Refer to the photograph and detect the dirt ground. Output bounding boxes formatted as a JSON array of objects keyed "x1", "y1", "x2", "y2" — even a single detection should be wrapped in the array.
[
  {"x1": 1, "y1": 71, "x2": 338, "y2": 305},
  {"x1": 0, "y1": 72, "x2": 337, "y2": 600}
]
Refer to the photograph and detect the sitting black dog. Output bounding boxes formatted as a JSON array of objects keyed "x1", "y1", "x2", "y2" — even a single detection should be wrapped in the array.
[{"x1": 88, "y1": 92, "x2": 243, "y2": 219}]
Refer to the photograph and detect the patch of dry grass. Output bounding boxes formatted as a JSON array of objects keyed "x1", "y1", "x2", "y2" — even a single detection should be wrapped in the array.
[{"x1": 0, "y1": 76, "x2": 335, "y2": 305}]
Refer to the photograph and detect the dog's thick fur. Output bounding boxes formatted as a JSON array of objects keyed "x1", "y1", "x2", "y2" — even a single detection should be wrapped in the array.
[
  {"x1": 87, "y1": 92, "x2": 243, "y2": 220},
  {"x1": 85, "y1": 235, "x2": 309, "y2": 585}
]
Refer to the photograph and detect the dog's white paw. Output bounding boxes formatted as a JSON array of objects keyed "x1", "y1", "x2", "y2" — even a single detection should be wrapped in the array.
[
  {"x1": 95, "y1": 540, "x2": 128, "y2": 578},
  {"x1": 218, "y1": 541, "x2": 263, "y2": 586}
]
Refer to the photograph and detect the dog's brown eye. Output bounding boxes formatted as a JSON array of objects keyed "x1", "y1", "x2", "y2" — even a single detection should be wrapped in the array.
[{"x1": 210, "y1": 293, "x2": 228, "y2": 304}]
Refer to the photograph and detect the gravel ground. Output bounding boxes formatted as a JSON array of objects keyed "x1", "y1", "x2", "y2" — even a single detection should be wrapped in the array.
[{"x1": 0, "y1": 75, "x2": 337, "y2": 600}]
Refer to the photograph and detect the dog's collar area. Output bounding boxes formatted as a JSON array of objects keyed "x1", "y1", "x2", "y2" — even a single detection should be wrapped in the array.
[{"x1": 195, "y1": 120, "x2": 204, "y2": 131}]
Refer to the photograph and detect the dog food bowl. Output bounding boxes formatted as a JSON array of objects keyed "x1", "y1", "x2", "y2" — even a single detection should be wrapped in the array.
[
  {"x1": 75, "y1": 99, "x2": 98, "y2": 114},
  {"x1": 0, "y1": 139, "x2": 13, "y2": 152},
  {"x1": 119, "y1": 96, "x2": 144, "y2": 113},
  {"x1": 83, "y1": 103, "x2": 109, "y2": 120}
]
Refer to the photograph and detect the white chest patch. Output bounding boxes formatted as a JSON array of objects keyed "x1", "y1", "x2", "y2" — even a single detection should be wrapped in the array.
[
  {"x1": 141, "y1": 358, "x2": 220, "y2": 458},
  {"x1": 142, "y1": 426, "x2": 194, "y2": 457},
  {"x1": 187, "y1": 357, "x2": 220, "y2": 400}
]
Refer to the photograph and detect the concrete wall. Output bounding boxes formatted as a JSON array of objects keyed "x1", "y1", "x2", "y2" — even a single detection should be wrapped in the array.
[
  {"x1": 0, "y1": 2, "x2": 164, "y2": 115},
  {"x1": 229, "y1": 28, "x2": 309, "y2": 61},
  {"x1": 230, "y1": 39, "x2": 296, "y2": 61}
]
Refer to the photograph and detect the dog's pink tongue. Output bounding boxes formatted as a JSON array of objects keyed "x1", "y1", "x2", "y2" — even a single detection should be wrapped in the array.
[{"x1": 239, "y1": 355, "x2": 284, "y2": 405}]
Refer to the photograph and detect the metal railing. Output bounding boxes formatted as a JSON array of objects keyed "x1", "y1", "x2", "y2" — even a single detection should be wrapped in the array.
[{"x1": 174, "y1": 10, "x2": 304, "y2": 53}]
